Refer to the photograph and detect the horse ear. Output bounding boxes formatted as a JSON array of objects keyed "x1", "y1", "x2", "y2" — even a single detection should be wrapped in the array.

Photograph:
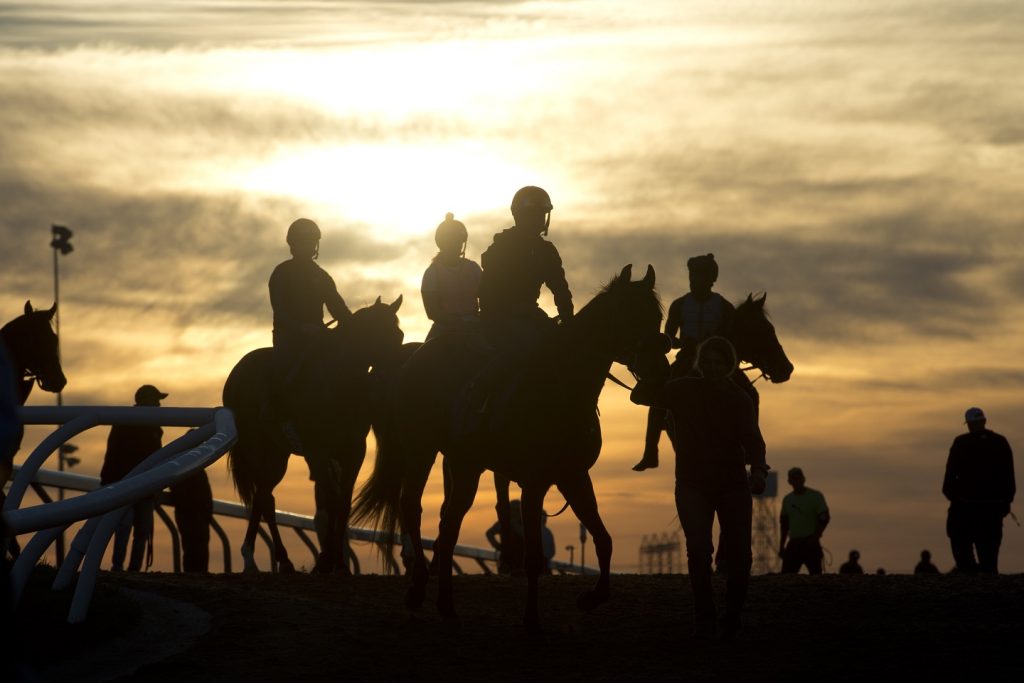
[
  {"x1": 619, "y1": 264, "x2": 633, "y2": 282},
  {"x1": 641, "y1": 265, "x2": 655, "y2": 289},
  {"x1": 24, "y1": 300, "x2": 33, "y2": 315},
  {"x1": 389, "y1": 294, "x2": 403, "y2": 313},
  {"x1": 756, "y1": 293, "x2": 766, "y2": 308},
  {"x1": 745, "y1": 293, "x2": 754, "y2": 305},
  {"x1": 375, "y1": 296, "x2": 382, "y2": 305},
  {"x1": 46, "y1": 302, "x2": 57, "y2": 319}
]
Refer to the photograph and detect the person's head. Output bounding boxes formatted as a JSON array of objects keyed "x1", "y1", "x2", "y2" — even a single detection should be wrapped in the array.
[
  {"x1": 694, "y1": 336, "x2": 736, "y2": 380},
  {"x1": 921, "y1": 549, "x2": 932, "y2": 561},
  {"x1": 687, "y1": 253, "x2": 718, "y2": 297},
  {"x1": 849, "y1": 550, "x2": 860, "y2": 562},
  {"x1": 434, "y1": 212, "x2": 468, "y2": 260},
  {"x1": 510, "y1": 186, "x2": 552, "y2": 236},
  {"x1": 134, "y1": 384, "x2": 167, "y2": 407},
  {"x1": 964, "y1": 406, "x2": 987, "y2": 433},
  {"x1": 787, "y1": 467, "x2": 806, "y2": 492},
  {"x1": 286, "y1": 218, "x2": 321, "y2": 259}
]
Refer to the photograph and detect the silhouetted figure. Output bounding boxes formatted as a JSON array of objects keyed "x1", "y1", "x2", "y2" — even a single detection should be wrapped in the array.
[
  {"x1": 486, "y1": 498, "x2": 526, "y2": 575},
  {"x1": 779, "y1": 467, "x2": 830, "y2": 574},
  {"x1": 170, "y1": 468, "x2": 213, "y2": 572},
  {"x1": 635, "y1": 254, "x2": 734, "y2": 471},
  {"x1": 269, "y1": 219, "x2": 352, "y2": 435},
  {"x1": 646, "y1": 336, "x2": 767, "y2": 640},
  {"x1": 943, "y1": 407, "x2": 1015, "y2": 574},
  {"x1": 540, "y1": 511, "x2": 556, "y2": 574},
  {"x1": 839, "y1": 549, "x2": 864, "y2": 575},
  {"x1": 915, "y1": 549, "x2": 940, "y2": 574},
  {"x1": 422, "y1": 212, "x2": 481, "y2": 342},
  {"x1": 478, "y1": 185, "x2": 573, "y2": 354},
  {"x1": 102, "y1": 385, "x2": 167, "y2": 571}
]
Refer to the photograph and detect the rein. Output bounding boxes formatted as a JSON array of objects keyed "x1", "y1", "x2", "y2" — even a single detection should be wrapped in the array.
[
  {"x1": 605, "y1": 372, "x2": 635, "y2": 391},
  {"x1": 739, "y1": 363, "x2": 765, "y2": 384}
]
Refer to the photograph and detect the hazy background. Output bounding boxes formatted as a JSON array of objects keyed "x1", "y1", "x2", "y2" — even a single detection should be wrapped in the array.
[{"x1": 3, "y1": 0, "x2": 1022, "y2": 574}]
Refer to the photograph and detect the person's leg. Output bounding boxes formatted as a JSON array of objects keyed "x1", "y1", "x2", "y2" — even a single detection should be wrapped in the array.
[
  {"x1": 947, "y1": 506, "x2": 978, "y2": 573},
  {"x1": 111, "y1": 507, "x2": 132, "y2": 571},
  {"x1": 718, "y1": 485, "x2": 753, "y2": 635},
  {"x1": 780, "y1": 540, "x2": 800, "y2": 574},
  {"x1": 676, "y1": 482, "x2": 717, "y2": 637},
  {"x1": 805, "y1": 538, "x2": 824, "y2": 575},
  {"x1": 975, "y1": 511, "x2": 1003, "y2": 574},
  {"x1": 128, "y1": 498, "x2": 154, "y2": 572}
]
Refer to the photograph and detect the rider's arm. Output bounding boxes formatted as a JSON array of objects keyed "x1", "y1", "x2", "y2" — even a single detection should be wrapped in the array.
[
  {"x1": 543, "y1": 243, "x2": 574, "y2": 321},
  {"x1": 942, "y1": 440, "x2": 961, "y2": 502},
  {"x1": 321, "y1": 270, "x2": 352, "y2": 324},
  {"x1": 664, "y1": 299, "x2": 683, "y2": 348}
]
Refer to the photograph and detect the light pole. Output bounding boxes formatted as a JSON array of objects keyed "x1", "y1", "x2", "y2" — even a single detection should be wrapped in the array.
[{"x1": 50, "y1": 224, "x2": 73, "y2": 565}]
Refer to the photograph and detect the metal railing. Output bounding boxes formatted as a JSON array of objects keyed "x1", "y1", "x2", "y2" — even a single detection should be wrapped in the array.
[{"x1": 3, "y1": 405, "x2": 594, "y2": 623}]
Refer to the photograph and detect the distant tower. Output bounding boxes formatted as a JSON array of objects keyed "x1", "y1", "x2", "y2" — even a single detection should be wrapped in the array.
[
  {"x1": 752, "y1": 471, "x2": 780, "y2": 574},
  {"x1": 638, "y1": 532, "x2": 683, "y2": 573}
]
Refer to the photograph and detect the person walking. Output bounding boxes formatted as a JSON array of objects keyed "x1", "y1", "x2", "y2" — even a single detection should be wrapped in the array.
[
  {"x1": 779, "y1": 467, "x2": 830, "y2": 574},
  {"x1": 101, "y1": 384, "x2": 167, "y2": 572},
  {"x1": 639, "y1": 336, "x2": 768, "y2": 639},
  {"x1": 943, "y1": 407, "x2": 1015, "y2": 574}
]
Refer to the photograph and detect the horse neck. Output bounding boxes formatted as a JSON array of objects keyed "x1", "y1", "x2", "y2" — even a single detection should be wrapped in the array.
[
  {"x1": 0, "y1": 323, "x2": 33, "y2": 405},
  {"x1": 559, "y1": 315, "x2": 617, "y2": 406}
]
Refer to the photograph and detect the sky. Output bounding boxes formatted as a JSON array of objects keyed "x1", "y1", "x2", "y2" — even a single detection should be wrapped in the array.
[{"x1": 2, "y1": 0, "x2": 1022, "y2": 574}]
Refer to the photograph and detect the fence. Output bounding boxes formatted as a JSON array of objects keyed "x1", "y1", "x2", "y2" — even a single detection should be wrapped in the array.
[{"x1": 3, "y1": 405, "x2": 592, "y2": 623}]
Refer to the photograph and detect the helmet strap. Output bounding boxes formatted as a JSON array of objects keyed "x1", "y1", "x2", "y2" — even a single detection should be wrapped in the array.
[{"x1": 543, "y1": 212, "x2": 551, "y2": 236}]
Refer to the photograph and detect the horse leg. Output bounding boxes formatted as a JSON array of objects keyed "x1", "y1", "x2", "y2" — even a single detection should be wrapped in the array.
[
  {"x1": 521, "y1": 482, "x2": 551, "y2": 633},
  {"x1": 400, "y1": 450, "x2": 437, "y2": 610},
  {"x1": 241, "y1": 499, "x2": 262, "y2": 574},
  {"x1": 256, "y1": 490, "x2": 294, "y2": 574},
  {"x1": 333, "y1": 449, "x2": 364, "y2": 577},
  {"x1": 433, "y1": 458, "x2": 482, "y2": 621},
  {"x1": 557, "y1": 473, "x2": 612, "y2": 611}
]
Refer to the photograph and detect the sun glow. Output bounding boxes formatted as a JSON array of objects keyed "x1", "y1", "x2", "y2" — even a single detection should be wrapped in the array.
[{"x1": 239, "y1": 142, "x2": 548, "y2": 237}]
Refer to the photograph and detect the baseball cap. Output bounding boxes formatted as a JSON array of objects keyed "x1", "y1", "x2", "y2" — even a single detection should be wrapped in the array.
[
  {"x1": 964, "y1": 407, "x2": 985, "y2": 423},
  {"x1": 135, "y1": 384, "x2": 169, "y2": 404}
]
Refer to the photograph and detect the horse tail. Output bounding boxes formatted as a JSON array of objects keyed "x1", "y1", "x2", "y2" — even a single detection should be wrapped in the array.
[
  {"x1": 351, "y1": 392, "x2": 406, "y2": 557},
  {"x1": 227, "y1": 437, "x2": 258, "y2": 509}
]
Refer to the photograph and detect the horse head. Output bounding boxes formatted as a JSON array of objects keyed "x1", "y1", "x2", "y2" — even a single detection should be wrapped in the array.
[
  {"x1": 1, "y1": 301, "x2": 67, "y2": 397},
  {"x1": 729, "y1": 293, "x2": 793, "y2": 383},
  {"x1": 341, "y1": 295, "x2": 405, "y2": 368},
  {"x1": 578, "y1": 264, "x2": 665, "y2": 385}
]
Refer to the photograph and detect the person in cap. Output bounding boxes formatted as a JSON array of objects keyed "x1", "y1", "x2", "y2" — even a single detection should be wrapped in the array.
[
  {"x1": 478, "y1": 186, "x2": 573, "y2": 352},
  {"x1": 101, "y1": 384, "x2": 167, "y2": 571},
  {"x1": 943, "y1": 407, "x2": 1016, "y2": 573},
  {"x1": 634, "y1": 253, "x2": 735, "y2": 471},
  {"x1": 914, "y1": 549, "x2": 940, "y2": 574},
  {"x1": 838, "y1": 549, "x2": 864, "y2": 575},
  {"x1": 779, "y1": 466, "x2": 830, "y2": 574},
  {"x1": 421, "y1": 212, "x2": 481, "y2": 342}
]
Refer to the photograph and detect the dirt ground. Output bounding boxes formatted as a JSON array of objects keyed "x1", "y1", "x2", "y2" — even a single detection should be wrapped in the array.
[{"x1": 12, "y1": 569, "x2": 1024, "y2": 681}]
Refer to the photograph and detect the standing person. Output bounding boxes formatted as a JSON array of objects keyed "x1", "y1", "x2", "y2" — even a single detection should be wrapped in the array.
[
  {"x1": 914, "y1": 549, "x2": 940, "y2": 574},
  {"x1": 421, "y1": 212, "x2": 481, "y2": 342},
  {"x1": 779, "y1": 467, "x2": 830, "y2": 574},
  {"x1": 838, "y1": 549, "x2": 864, "y2": 574},
  {"x1": 169, "y1": 469, "x2": 213, "y2": 573},
  {"x1": 640, "y1": 336, "x2": 768, "y2": 639},
  {"x1": 942, "y1": 407, "x2": 1015, "y2": 574},
  {"x1": 634, "y1": 253, "x2": 734, "y2": 471},
  {"x1": 101, "y1": 384, "x2": 167, "y2": 572}
]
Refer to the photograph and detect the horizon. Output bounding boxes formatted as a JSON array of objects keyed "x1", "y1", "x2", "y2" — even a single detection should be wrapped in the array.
[{"x1": 2, "y1": 0, "x2": 1022, "y2": 575}]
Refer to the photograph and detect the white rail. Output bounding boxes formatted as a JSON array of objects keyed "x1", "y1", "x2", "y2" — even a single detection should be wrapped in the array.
[{"x1": 3, "y1": 406, "x2": 237, "y2": 623}]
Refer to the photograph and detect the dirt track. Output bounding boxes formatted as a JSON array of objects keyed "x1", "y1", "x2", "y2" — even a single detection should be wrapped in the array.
[{"x1": 14, "y1": 570, "x2": 1024, "y2": 681}]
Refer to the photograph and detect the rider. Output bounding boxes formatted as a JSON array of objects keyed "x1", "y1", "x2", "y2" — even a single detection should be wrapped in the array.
[
  {"x1": 634, "y1": 253, "x2": 734, "y2": 471},
  {"x1": 421, "y1": 213, "x2": 482, "y2": 342},
  {"x1": 269, "y1": 219, "x2": 351, "y2": 440}
]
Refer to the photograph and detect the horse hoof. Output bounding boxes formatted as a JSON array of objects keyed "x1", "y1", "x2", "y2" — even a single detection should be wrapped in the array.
[
  {"x1": 405, "y1": 584, "x2": 427, "y2": 610},
  {"x1": 576, "y1": 588, "x2": 610, "y2": 612},
  {"x1": 277, "y1": 558, "x2": 296, "y2": 574}
]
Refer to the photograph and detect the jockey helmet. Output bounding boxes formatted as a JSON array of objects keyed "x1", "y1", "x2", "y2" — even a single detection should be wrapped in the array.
[
  {"x1": 286, "y1": 218, "x2": 321, "y2": 246},
  {"x1": 435, "y1": 213, "x2": 468, "y2": 251},
  {"x1": 511, "y1": 186, "x2": 553, "y2": 213}
]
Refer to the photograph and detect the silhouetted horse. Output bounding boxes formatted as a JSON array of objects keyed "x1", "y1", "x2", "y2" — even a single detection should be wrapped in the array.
[
  {"x1": 2, "y1": 302, "x2": 67, "y2": 555},
  {"x1": 224, "y1": 296, "x2": 404, "y2": 573},
  {"x1": 354, "y1": 265, "x2": 665, "y2": 630}
]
